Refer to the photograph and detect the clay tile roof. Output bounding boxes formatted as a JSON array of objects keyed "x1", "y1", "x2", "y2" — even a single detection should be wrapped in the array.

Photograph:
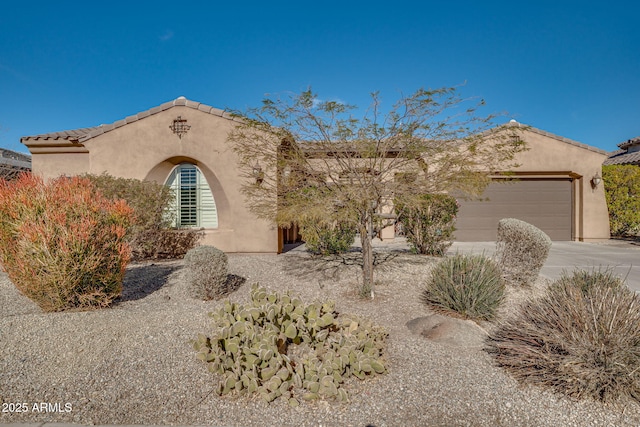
[
  {"x1": 22, "y1": 126, "x2": 102, "y2": 142},
  {"x1": 618, "y1": 136, "x2": 640, "y2": 150},
  {"x1": 297, "y1": 121, "x2": 610, "y2": 156},
  {"x1": 21, "y1": 97, "x2": 235, "y2": 144},
  {"x1": 604, "y1": 149, "x2": 640, "y2": 165},
  {"x1": 603, "y1": 137, "x2": 640, "y2": 165},
  {"x1": 0, "y1": 147, "x2": 31, "y2": 169}
]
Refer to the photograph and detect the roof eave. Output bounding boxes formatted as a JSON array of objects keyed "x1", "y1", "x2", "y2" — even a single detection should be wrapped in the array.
[
  {"x1": 20, "y1": 97, "x2": 239, "y2": 146},
  {"x1": 506, "y1": 121, "x2": 609, "y2": 156}
]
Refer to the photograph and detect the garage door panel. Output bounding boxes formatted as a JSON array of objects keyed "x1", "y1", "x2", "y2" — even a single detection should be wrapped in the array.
[{"x1": 455, "y1": 179, "x2": 572, "y2": 241}]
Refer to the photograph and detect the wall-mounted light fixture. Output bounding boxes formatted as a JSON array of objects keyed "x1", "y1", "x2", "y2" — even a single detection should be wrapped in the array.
[
  {"x1": 252, "y1": 161, "x2": 264, "y2": 184},
  {"x1": 591, "y1": 172, "x2": 602, "y2": 189}
]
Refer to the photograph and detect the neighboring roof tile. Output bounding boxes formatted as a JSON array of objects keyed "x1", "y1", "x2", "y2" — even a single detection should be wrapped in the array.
[
  {"x1": 618, "y1": 136, "x2": 640, "y2": 150},
  {"x1": 0, "y1": 148, "x2": 31, "y2": 171},
  {"x1": 604, "y1": 136, "x2": 640, "y2": 165},
  {"x1": 604, "y1": 150, "x2": 640, "y2": 165},
  {"x1": 0, "y1": 147, "x2": 31, "y2": 163},
  {"x1": 0, "y1": 156, "x2": 31, "y2": 169},
  {"x1": 21, "y1": 97, "x2": 233, "y2": 144}
]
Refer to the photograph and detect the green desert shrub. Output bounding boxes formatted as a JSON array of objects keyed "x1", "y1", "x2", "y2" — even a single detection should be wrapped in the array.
[
  {"x1": 299, "y1": 218, "x2": 356, "y2": 255},
  {"x1": 136, "y1": 228, "x2": 203, "y2": 259},
  {"x1": 0, "y1": 173, "x2": 134, "y2": 311},
  {"x1": 554, "y1": 267, "x2": 624, "y2": 294},
  {"x1": 602, "y1": 164, "x2": 640, "y2": 236},
  {"x1": 193, "y1": 285, "x2": 387, "y2": 404},
  {"x1": 486, "y1": 269, "x2": 640, "y2": 404},
  {"x1": 395, "y1": 193, "x2": 458, "y2": 256},
  {"x1": 83, "y1": 173, "x2": 202, "y2": 259},
  {"x1": 277, "y1": 184, "x2": 356, "y2": 255},
  {"x1": 422, "y1": 253, "x2": 504, "y2": 321},
  {"x1": 184, "y1": 245, "x2": 229, "y2": 300},
  {"x1": 494, "y1": 218, "x2": 552, "y2": 286}
]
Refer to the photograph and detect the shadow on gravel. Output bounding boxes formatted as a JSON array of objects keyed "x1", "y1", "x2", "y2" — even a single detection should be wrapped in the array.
[
  {"x1": 216, "y1": 274, "x2": 247, "y2": 298},
  {"x1": 282, "y1": 249, "x2": 435, "y2": 284},
  {"x1": 118, "y1": 262, "x2": 182, "y2": 302}
]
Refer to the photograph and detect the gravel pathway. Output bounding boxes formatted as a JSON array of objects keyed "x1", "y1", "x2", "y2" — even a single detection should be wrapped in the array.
[{"x1": 2, "y1": 246, "x2": 640, "y2": 426}]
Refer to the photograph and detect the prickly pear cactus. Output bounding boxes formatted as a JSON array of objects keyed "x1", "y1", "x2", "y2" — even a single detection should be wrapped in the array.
[{"x1": 193, "y1": 284, "x2": 387, "y2": 405}]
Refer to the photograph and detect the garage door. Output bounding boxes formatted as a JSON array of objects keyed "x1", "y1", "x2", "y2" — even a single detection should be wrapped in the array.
[{"x1": 454, "y1": 179, "x2": 572, "y2": 241}]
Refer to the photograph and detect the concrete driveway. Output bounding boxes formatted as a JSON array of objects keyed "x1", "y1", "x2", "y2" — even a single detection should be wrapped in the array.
[{"x1": 450, "y1": 240, "x2": 640, "y2": 292}]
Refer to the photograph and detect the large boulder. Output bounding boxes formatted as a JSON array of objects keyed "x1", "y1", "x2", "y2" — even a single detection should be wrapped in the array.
[{"x1": 406, "y1": 314, "x2": 488, "y2": 347}]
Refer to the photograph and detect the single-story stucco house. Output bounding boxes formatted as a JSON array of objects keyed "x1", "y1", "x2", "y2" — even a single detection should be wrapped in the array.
[{"x1": 21, "y1": 97, "x2": 610, "y2": 252}]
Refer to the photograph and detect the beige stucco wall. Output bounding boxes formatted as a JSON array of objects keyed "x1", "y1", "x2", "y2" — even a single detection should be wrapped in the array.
[
  {"x1": 30, "y1": 152, "x2": 90, "y2": 177},
  {"x1": 24, "y1": 106, "x2": 278, "y2": 253}
]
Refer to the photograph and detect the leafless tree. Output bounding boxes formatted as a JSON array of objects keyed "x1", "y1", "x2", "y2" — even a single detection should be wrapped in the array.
[{"x1": 230, "y1": 87, "x2": 526, "y2": 298}]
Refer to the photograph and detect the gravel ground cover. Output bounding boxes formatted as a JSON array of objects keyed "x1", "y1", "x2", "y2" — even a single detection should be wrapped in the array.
[{"x1": 2, "y1": 245, "x2": 640, "y2": 427}]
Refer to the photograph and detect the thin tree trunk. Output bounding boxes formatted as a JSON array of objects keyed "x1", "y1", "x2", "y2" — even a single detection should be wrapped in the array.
[{"x1": 360, "y1": 219, "x2": 375, "y2": 299}]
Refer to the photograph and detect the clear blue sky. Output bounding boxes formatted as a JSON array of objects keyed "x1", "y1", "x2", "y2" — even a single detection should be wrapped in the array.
[{"x1": 1, "y1": 1, "x2": 638, "y2": 155}]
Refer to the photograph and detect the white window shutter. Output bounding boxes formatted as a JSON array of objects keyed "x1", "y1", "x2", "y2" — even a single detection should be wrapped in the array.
[
  {"x1": 164, "y1": 163, "x2": 218, "y2": 229},
  {"x1": 196, "y1": 167, "x2": 218, "y2": 228},
  {"x1": 165, "y1": 167, "x2": 179, "y2": 227}
]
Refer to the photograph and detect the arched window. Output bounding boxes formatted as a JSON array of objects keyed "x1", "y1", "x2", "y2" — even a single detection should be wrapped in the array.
[{"x1": 165, "y1": 163, "x2": 218, "y2": 228}]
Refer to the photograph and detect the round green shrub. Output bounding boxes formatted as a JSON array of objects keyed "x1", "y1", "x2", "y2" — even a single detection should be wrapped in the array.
[
  {"x1": 184, "y1": 245, "x2": 229, "y2": 300},
  {"x1": 486, "y1": 269, "x2": 640, "y2": 404},
  {"x1": 422, "y1": 253, "x2": 504, "y2": 321},
  {"x1": 395, "y1": 193, "x2": 458, "y2": 256},
  {"x1": 299, "y1": 219, "x2": 356, "y2": 255},
  {"x1": 494, "y1": 218, "x2": 552, "y2": 286},
  {"x1": 83, "y1": 173, "x2": 203, "y2": 259},
  {"x1": 193, "y1": 285, "x2": 387, "y2": 404}
]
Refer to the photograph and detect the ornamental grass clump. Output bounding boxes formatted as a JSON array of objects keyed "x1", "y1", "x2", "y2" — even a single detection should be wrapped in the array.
[
  {"x1": 486, "y1": 269, "x2": 640, "y2": 405},
  {"x1": 0, "y1": 173, "x2": 134, "y2": 311},
  {"x1": 193, "y1": 285, "x2": 387, "y2": 405},
  {"x1": 422, "y1": 253, "x2": 504, "y2": 321},
  {"x1": 554, "y1": 267, "x2": 624, "y2": 294},
  {"x1": 494, "y1": 218, "x2": 552, "y2": 286},
  {"x1": 184, "y1": 245, "x2": 229, "y2": 300}
]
